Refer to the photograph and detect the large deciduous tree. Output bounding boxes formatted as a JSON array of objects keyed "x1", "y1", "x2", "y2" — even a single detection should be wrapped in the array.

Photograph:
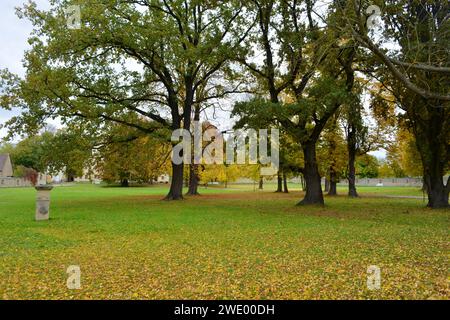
[
  {"x1": 0, "y1": 0, "x2": 251, "y2": 200},
  {"x1": 233, "y1": 0, "x2": 351, "y2": 205},
  {"x1": 342, "y1": 0, "x2": 449, "y2": 207}
]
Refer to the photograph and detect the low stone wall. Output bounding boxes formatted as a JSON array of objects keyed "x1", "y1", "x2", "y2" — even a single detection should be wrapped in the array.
[
  {"x1": 235, "y1": 177, "x2": 426, "y2": 187},
  {"x1": 0, "y1": 173, "x2": 47, "y2": 188},
  {"x1": 335, "y1": 177, "x2": 424, "y2": 187},
  {"x1": 0, "y1": 177, "x2": 33, "y2": 187}
]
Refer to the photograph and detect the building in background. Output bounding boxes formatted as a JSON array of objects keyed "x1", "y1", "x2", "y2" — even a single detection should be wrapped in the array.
[{"x1": 0, "y1": 154, "x2": 13, "y2": 177}]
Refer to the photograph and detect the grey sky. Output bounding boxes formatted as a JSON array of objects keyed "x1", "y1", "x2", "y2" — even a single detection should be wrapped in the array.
[{"x1": 0, "y1": 0, "x2": 51, "y2": 139}]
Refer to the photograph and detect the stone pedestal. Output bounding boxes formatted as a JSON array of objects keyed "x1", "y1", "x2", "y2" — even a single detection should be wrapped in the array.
[{"x1": 35, "y1": 185, "x2": 53, "y2": 221}]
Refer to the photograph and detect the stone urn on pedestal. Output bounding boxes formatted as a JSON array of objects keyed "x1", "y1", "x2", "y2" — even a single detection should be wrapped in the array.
[{"x1": 35, "y1": 185, "x2": 53, "y2": 221}]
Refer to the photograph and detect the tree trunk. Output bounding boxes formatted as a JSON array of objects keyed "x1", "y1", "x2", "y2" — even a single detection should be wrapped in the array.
[
  {"x1": 347, "y1": 125, "x2": 359, "y2": 198},
  {"x1": 186, "y1": 102, "x2": 201, "y2": 196},
  {"x1": 258, "y1": 176, "x2": 263, "y2": 190},
  {"x1": 165, "y1": 162, "x2": 184, "y2": 200},
  {"x1": 165, "y1": 76, "x2": 192, "y2": 200},
  {"x1": 324, "y1": 178, "x2": 330, "y2": 193},
  {"x1": 423, "y1": 173, "x2": 449, "y2": 208},
  {"x1": 411, "y1": 100, "x2": 449, "y2": 208},
  {"x1": 275, "y1": 171, "x2": 283, "y2": 192},
  {"x1": 283, "y1": 172, "x2": 289, "y2": 193},
  {"x1": 186, "y1": 164, "x2": 200, "y2": 195},
  {"x1": 328, "y1": 169, "x2": 337, "y2": 196},
  {"x1": 120, "y1": 178, "x2": 129, "y2": 187},
  {"x1": 298, "y1": 143, "x2": 324, "y2": 205},
  {"x1": 300, "y1": 173, "x2": 306, "y2": 191},
  {"x1": 67, "y1": 173, "x2": 74, "y2": 182},
  {"x1": 418, "y1": 129, "x2": 449, "y2": 208},
  {"x1": 165, "y1": 91, "x2": 184, "y2": 200}
]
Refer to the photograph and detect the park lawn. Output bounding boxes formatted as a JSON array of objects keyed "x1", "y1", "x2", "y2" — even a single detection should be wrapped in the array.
[
  {"x1": 0, "y1": 184, "x2": 448, "y2": 299},
  {"x1": 220, "y1": 183, "x2": 425, "y2": 197}
]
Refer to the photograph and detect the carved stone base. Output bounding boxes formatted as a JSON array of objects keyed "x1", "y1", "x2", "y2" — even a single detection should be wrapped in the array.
[{"x1": 35, "y1": 185, "x2": 53, "y2": 221}]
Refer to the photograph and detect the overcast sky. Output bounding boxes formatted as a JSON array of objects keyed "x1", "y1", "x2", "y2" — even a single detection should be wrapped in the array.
[{"x1": 0, "y1": 0, "x2": 51, "y2": 139}]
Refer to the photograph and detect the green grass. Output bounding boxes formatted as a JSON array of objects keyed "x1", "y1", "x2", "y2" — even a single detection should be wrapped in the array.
[
  {"x1": 0, "y1": 184, "x2": 448, "y2": 299},
  {"x1": 215, "y1": 183, "x2": 425, "y2": 197}
]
